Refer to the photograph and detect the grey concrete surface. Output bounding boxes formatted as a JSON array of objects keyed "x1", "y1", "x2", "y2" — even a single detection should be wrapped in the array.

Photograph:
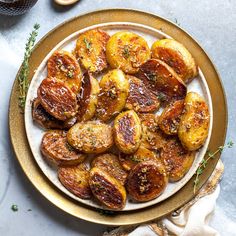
[{"x1": 0, "y1": 0, "x2": 236, "y2": 235}]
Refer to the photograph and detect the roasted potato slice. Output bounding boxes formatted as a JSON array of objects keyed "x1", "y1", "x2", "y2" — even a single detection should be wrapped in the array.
[
  {"x1": 41, "y1": 130, "x2": 85, "y2": 166},
  {"x1": 74, "y1": 29, "x2": 110, "y2": 73},
  {"x1": 77, "y1": 73, "x2": 100, "y2": 122},
  {"x1": 159, "y1": 99, "x2": 185, "y2": 135},
  {"x1": 47, "y1": 50, "x2": 82, "y2": 93},
  {"x1": 96, "y1": 69, "x2": 129, "y2": 121},
  {"x1": 67, "y1": 121, "x2": 113, "y2": 154},
  {"x1": 58, "y1": 163, "x2": 92, "y2": 199},
  {"x1": 106, "y1": 31, "x2": 150, "y2": 74},
  {"x1": 114, "y1": 110, "x2": 142, "y2": 154},
  {"x1": 178, "y1": 92, "x2": 210, "y2": 151},
  {"x1": 126, "y1": 160, "x2": 168, "y2": 202},
  {"x1": 37, "y1": 77, "x2": 78, "y2": 121},
  {"x1": 89, "y1": 167, "x2": 127, "y2": 210},
  {"x1": 160, "y1": 137, "x2": 195, "y2": 182},
  {"x1": 91, "y1": 153, "x2": 127, "y2": 185},
  {"x1": 136, "y1": 59, "x2": 187, "y2": 103},
  {"x1": 139, "y1": 113, "x2": 168, "y2": 151},
  {"x1": 119, "y1": 146, "x2": 157, "y2": 171},
  {"x1": 151, "y1": 39, "x2": 198, "y2": 82},
  {"x1": 125, "y1": 75, "x2": 160, "y2": 113},
  {"x1": 32, "y1": 98, "x2": 76, "y2": 130}
]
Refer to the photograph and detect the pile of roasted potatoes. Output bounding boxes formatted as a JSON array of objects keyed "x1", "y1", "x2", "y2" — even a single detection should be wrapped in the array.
[{"x1": 32, "y1": 29, "x2": 210, "y2": 210}]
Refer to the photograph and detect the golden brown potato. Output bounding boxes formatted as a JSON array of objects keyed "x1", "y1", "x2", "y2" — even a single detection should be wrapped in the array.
[
  {"x1": 159, "y1": 100, "x2": 185, "y2": 135},
  {"x1": 58, "y1": 163, "x2": 92, "y2": 199},
  {"x1": 178, "y1": 92, "x2": 210, "y2": 151},
  {"x1": 41, "y1": 130, "x2": 85, "y2": 166},
  {"x1": 106, "y1": 31, "x2": 150, "y2": 74},
  {"x1": 91, "y1": 153, "x2": 127, "y2": 185},
  {"x1": 96, "y1": 69, "x2": 129, "y2": 121},
  {"x1": 67, "y1": 121, "x2": 113, "y2": 154},
  {"x1": 125, "y1": 75, "x2": 160, "y2": 113},
  {"x1": 139, "y1": 113, "x2": 168, "y2": 151},
  {"x1": 119, "y1": 146, "x2": 157, "y2": 171},
  {"x1": 47, "y1": 50, "x2": 82, "y2": 93},
  {"x1": 160, "y1": 137, "x2": 195, "y2": 182},
  {"x1": 126, "y1": 160, "x2": 168, "y2": 202},
  {"x1": 32, "y1": 98, "x2": 77, "y2": 130},
  {"x1": 77, "y1": 73, "x2": 100, "y2": 122},
  {"x1": 151, "y1": 39, "x2": 198, "y2": 82},
  {"x1": 89, "y1": 167, "x2": 127, "y2": 210},
  {"x1": 114, "y1": 110, "x2": 142, "y2": 154},
  {"x1": 37, "y1": 77, "x2": 78, "y2": 121},
  {"x1": 136, "y1": 59, "x2": 187, "y2": 103},
  {"x1": 74, "y1": 29, "x2": 110, "y2": 73}
]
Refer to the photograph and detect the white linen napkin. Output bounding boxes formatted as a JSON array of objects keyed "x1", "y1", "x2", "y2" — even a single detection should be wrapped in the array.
[{"x1": 0, "y1": 31, "x2": 222, "y2": 236}]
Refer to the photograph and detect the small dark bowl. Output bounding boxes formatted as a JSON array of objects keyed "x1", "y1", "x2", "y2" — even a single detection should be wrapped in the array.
[{"x1": 0, "y1": 0, "x2": 38, "y2": 16}]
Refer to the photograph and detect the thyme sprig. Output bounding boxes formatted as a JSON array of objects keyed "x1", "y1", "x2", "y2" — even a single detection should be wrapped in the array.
[
  {"x1": 18, "y1": 23, "x2": 40, "y2": 111},
  {"x1": 193, "y1": 140, "x2": 234, "y2": 193}
]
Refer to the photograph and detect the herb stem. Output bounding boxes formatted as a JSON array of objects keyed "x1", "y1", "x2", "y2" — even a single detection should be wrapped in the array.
[
  {"x1": 193, "y1": 140, "x2": 234, "y2": 193},
  {"x1": 18, "y1": 23, "x2": 40, "y2": 111}
]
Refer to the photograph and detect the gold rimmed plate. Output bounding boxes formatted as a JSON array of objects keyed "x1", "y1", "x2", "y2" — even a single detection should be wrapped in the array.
[{"x1": 9, "y1": 9, "x2": 227, "y2": 225}]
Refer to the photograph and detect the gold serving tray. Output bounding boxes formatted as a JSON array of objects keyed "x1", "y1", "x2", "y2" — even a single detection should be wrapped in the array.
[{"x1": 9, "y1": 9, "x2": 227, "y2": 226}]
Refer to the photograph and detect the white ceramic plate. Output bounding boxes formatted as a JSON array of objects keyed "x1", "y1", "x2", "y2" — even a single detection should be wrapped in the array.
[{"x1": 25, "y1": 22, "x2": 213, "y2": 211}]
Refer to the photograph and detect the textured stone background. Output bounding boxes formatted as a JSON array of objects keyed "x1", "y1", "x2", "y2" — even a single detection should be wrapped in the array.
[{"x1": 0, "y1": 1, "x2": 235, "y2": 235}]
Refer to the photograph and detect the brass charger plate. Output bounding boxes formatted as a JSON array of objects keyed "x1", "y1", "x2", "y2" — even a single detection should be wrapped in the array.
[{"x1": 9, "y1": 9, "x2": 227, "y2": 226}]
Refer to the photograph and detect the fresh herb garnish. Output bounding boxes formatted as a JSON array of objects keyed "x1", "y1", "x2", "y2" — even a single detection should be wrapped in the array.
[
  {"x1": 157, "y1": 93, "x2": 166, "y2": 102},
  {"x1": 67, "y1": 70, "x2": 74, "y2": 78},
  {"x1": 84, "y1": 38, "x2": 91, "y2": 50},
  {"x1": 193, "y1": 140, "x2": 234, "y2": 193},
  {"x1": 123, "y1": 45, "x2": 130, "y2": 59},
  {"x1": 11, "y1": 204, "x2": 18, "y2": 212},
  {"x1": 66, "y1": 142, "x2": 74, "y2": 152},
  {"x1": 107, "y1": 87, "x2": 117, "y2": 99},
  {"x1": 130, "y1": 155, "x2": 141, "y2": 163},
  {"x1": 18, "y1": 23, "x2": 40, "y2": 111},
  {"x1": 146, "y1": 72, "x2": 156, "y2": 81}
]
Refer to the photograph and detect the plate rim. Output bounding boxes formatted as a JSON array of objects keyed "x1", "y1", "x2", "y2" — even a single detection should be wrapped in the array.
[
  {"x1": 9, "y1": 8, "x2": 228, "y2": 226},
  {"x1": 24, "y1": 21, "x2": 213, "y2": 211}
]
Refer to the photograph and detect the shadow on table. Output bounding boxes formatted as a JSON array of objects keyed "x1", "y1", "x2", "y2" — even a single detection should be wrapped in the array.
[{"x1": 0, "y1": 14, "x2": 25, "y2": 31}]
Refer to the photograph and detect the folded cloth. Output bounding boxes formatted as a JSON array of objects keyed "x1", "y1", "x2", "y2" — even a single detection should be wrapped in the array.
[{"x1": 104, "y1": 160, "x2": 224, "y2": 236}]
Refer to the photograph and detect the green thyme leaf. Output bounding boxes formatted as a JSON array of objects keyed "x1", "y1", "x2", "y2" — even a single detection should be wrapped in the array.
[
  {"x1": 84, "y1": 38, "x2": 92, "y2": 50},
  {"x1": 67, "y1": 70, "x2": 74, "y2": 78},
  {"x1": 11, "y1": 204, "x2": 18, "y2": 212},
  {"x1": 123, "y1": 45, "x2": 130, "y2": 59},
  {"x1": 227, "y1": 140, "x2": 234, "y2": 148},
  {"x1": 157, "y1": 93, "x2": 166, "y2": 102},
  {"x1": 130, "y1": 155, "x2": 141, "y2": 163}
]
